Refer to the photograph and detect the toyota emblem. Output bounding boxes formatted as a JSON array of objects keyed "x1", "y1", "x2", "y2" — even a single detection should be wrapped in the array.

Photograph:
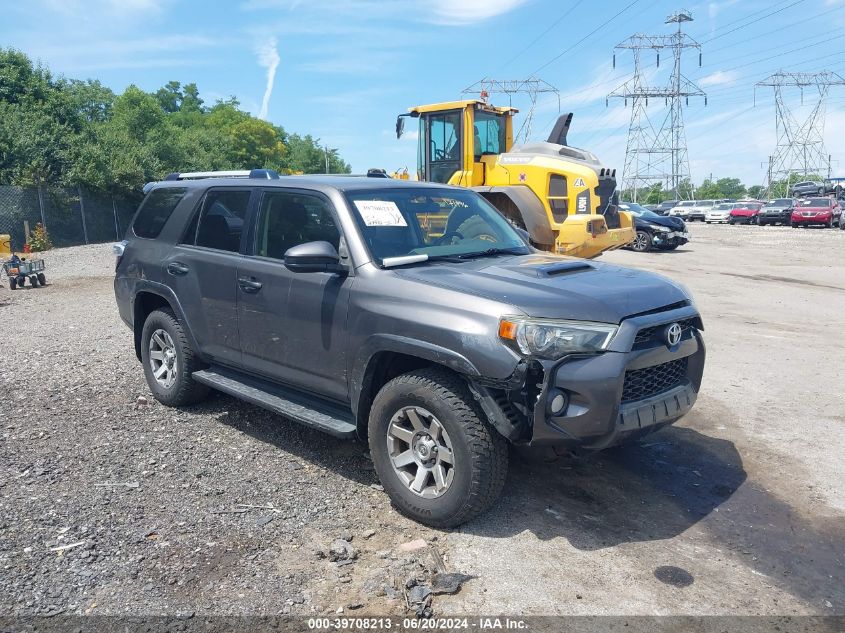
[{"x1": 664, "y1": 323, "x2": 683, "y2": 347}]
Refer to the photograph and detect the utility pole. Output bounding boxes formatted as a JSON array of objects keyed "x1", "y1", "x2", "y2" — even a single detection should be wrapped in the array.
[
  {"x1": 755, "y1": 70, "x2": 845, "y2": 197},
  {"x1": 462, "y1": 77, "x2": 560, "y2": 143},
  {"x1": 608, "y1": 10, "x2": 706, "y2": 201}
]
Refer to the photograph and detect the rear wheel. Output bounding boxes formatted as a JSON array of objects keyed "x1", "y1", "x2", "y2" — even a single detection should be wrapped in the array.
[
  {"x1": 37, "y1": 273, "x2": 46, "y2": 285},
  {"x1": 632, "y1": 230, "x2": 652, "y2": 252},
  {"x1": 141, "y1": 308, "x2": 209, "y2": 407},
  {"x1": 9, "y1": 276, "x2": 16, "y2": 290},
  {"x1": 30, "y1": 275, "x2": 38, "y2": 287},
  {"x1": 368, "y1": 367, "x2": 508, "y2": 528}
]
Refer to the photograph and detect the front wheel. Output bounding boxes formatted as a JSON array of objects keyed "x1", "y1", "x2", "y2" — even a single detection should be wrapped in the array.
[
  {"x1": 632, "y1": 230, "x2": 652, "y2": 252},
  {"x1": 140, "y1": 308, "x2": 209, "y2": 407},
  {"x1": 368, "y1": 368, "x2": 508, "y2": 528},
  {"x1": 37, "y1": 273, "x2": 46, "y2": 286},
  {"x1": 9, "y1": 276, "x2": 17, "y2": 290}
]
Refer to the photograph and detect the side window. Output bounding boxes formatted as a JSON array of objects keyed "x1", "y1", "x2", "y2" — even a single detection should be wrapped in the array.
[
  {"x1": 132, "y1": 187, "x2": 187, "y2": 239},
  {"x1": 189, "y1": 190, "x2": 250, "y2": 252},
  {"x1": 255, "y1": 191, "x2": 340, "y2": 260},
  {"x1": 426, "y1": 111, "x2": 462, "y2": 184}
]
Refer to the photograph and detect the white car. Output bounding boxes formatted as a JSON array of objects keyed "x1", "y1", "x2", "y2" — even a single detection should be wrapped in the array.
[
  {"x1": 705, "y1": 202, "x2": 736, "y2": 223},
  {"x1": 668, "y1": 200, "x2": 698, "y2": 218}
]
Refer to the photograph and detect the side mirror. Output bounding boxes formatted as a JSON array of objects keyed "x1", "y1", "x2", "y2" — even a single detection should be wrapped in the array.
[
  {"x1": 396, "y1": 116, "x2": 405, "y2": 139},
  {"x1": 284, "y1": 241, "x2": 343, "y2": 273}
]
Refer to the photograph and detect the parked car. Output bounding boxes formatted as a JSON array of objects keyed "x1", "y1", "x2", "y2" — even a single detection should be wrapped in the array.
[
  {"x1": 654, "y1": 200, "x2": 679, "y2": 216},
  {"x1": 705, "y1": 202, "x2": 736, "y2": 224},
  {"x1": 688, "y1": 199, "x2": 724, "y2": 222},
  {"x1": 728, "y1": 202, "x2": 764, "y2": 225},
  {"x1": 791, "y1": 197, "x2": 842, "y2": 228},
  {"x1": 619, "y1": 202, "x2": 690, "y2": 252},
  {"x1": 643, "y1": 204, "x2": 659, "y2": 212},
  {"x1": 757, "y1": 198, "x2": 795, "y2": 226},
  {"x1": 113, "y1": 170, "x2": 705, "y2": 527},
  {"x1": 790, "y1": 180, "x2": 826, "y2": 197},
  {"x1": 668, "y1": 200, "x2": 697, "y2": 219}
]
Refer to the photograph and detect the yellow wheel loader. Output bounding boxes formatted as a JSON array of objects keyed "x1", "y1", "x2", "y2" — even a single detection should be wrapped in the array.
[{"x1": 396, "y1": 99, "x2": 634, "y2": 258}]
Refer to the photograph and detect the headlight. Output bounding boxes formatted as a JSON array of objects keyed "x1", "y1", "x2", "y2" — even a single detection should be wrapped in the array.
[
  {"x1": 650, "y1": 225, "x2": 671, "y2": 232},
  {"x1": 498, "y1": 317, "x2": 617, "y2": 360}
]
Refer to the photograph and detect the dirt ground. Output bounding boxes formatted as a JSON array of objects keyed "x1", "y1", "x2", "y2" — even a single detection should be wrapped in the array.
[{"x1": 0, "y1": 222, "x2": 842, "y2": 618}]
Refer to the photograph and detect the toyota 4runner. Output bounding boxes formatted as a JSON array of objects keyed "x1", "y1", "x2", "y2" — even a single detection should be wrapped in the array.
[{"x1": 114, "y1": 170, "x2": 705, "y2": 527}]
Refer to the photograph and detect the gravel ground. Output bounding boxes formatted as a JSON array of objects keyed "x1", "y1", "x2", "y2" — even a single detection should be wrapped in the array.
[{"x1": 0, "y1": 224, "x2": 843, "y2": 618}]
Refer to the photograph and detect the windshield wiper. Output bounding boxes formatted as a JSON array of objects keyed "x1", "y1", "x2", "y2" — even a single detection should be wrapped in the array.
[{"x1": 455, "y1": 247, "x2": 527, "y2": 260}]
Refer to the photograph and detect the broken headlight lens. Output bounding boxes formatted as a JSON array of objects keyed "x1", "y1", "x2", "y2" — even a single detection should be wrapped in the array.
[{"x1": 498, "y1": 317, "x2": 617, "y2": 360}]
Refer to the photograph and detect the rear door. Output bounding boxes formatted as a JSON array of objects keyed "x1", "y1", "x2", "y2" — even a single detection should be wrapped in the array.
[
  {"x1": 163, "y1": 187, "x2": 253, "y2": 366},
  {"x1": 237, "y1": 188, "x2": 353, "y2": 402}
]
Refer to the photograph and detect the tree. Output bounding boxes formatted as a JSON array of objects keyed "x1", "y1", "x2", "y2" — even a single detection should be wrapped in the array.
[{"x1": 746, "y1": 185, "x2": 763, "y2": 199}]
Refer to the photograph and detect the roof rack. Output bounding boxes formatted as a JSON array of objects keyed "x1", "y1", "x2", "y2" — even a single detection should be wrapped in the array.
[{"x1": 163, "y1": 169, "x2": 281, "y2": 181}]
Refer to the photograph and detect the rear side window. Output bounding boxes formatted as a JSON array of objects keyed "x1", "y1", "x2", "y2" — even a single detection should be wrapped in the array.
[
  {"x1": 132, "y1": 187, "x2": 187, "y2": 239},
  {"x1": 185, "y1": 190, "x2": 251, "y2": 252}
]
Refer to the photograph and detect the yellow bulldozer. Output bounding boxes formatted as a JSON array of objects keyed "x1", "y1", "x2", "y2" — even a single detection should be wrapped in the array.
[{"x1": 395, "y1": 99, "x2": 634, "y2": 258}]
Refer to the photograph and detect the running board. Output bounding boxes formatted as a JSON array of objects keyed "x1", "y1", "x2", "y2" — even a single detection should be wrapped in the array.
[{"x1": 193, "y1": 367, "x2": 357, "y2": 438}]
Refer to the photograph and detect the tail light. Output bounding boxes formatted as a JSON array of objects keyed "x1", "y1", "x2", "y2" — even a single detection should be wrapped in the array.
[{"x1": 112, "y1": 240, "x2": 128, "y2": 272}]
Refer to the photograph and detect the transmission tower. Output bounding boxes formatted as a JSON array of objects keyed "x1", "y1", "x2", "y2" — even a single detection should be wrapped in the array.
[
  {"x1": 462, "y1": 77, "x2": 559, "y2": 144},
  {"x1": 755, "y1": 70, "x2": 845, "y2": 196},
  {"x1": 607, "y1": 10, "x2": 706, "y2": 201}
]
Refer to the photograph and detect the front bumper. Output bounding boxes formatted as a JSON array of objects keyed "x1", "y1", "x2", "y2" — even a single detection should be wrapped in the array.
[
  {"x1": 792, "y1": 214, "x2": 831, "y2": 225},
  {"x1": 652, "y1": 230, "x2": 689, "y2": 247},
  {"x1": 529, "y1": 305, "x2": 705, "y2": 449},
  {"x1": 730, "y1": 214, "x2": 757, "y2": 224}
]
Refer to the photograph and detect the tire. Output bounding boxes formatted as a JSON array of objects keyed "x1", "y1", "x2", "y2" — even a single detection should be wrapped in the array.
[
  {"x1": 660, "y1": 243, "x2": 680, "y2": 250},
  {"x1": 37, "y1": 273, "x2": 46, "y2": 285},
  {"x1": 818, "y1": 187, "x2": 824, "y2": 195},
  {"x1": 827, "y1": 218, "x2": 833, "y2": 229},
  {"x1": 17, "y1": 276, "x2": 25, "y2": 287},
  {"x1": 728, "y1": 220, "x2": 735, "y2": 225},
  {"x1": 140, "y1": 308, "x2": 209, "y2": 407},
  {"x1": 632, "y1": 230, "x2": 652, "y2": 252},
  {"x1": 368, "y1": 367, "x2": 508, "y2": 528},
  {"x1": 9, "y1": 276, "x2": 16, "y2": 290},
  {"x1": 791, "y1": 222, "x2": 798, "y2": 228},
  {"x1": 30, "y1": 275, "x2": 38, "y2": 287}
]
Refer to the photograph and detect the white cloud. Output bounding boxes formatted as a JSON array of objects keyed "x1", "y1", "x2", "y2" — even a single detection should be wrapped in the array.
[
  {"x1": 699, "y1": 70, "x2": 739, "y2": 87},
  {"x1": 256, "y1": 37, "x2": 281, "y2": 120},
  {"x1": 428, "y1": 0, "x2": 531, "y2": 24}
]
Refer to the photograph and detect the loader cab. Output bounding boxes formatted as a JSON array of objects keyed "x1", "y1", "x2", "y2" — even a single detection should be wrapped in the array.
[{"x1": 397, "y1": 100, "x2": 516, "y2": 186}]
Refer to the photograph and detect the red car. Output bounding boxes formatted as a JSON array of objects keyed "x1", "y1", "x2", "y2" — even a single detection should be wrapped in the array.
[
  {"x1": 791, "y1": 197, "x2": 842, "y2": 228},
  {"x1": 728, "y1": 202, "x2": 763, "y2": 225}
]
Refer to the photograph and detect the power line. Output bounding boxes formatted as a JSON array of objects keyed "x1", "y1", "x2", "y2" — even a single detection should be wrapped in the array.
[
  {"x1": 700, "y1": 0, "x2": 807, "y2": 44},
  {"x1": 500, "y1": 0, "x2": 585, "y2": 69},
  {"x1": 530, "y1": 0, "x2": 643, "y2": 75}
]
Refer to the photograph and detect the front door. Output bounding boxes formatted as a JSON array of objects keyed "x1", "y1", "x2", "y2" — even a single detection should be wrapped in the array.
[
  {"x1": 422, "y1": 110, "x2": 463, "y2": 184},
  {"x1": 237, "y1": 189, "x2": 352, "y2": 402},
  {"x1": 163, "y1": 187, "x2": 252, "y2": 366}
]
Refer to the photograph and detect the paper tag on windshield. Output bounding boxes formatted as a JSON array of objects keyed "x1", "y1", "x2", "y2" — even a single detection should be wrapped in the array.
[{"x1": 354, "y1": 200, "x2": 407, "y2": 227}]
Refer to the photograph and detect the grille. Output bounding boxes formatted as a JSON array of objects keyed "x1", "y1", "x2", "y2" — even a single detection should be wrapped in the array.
[
  {"x1": 634, "y1": 318, "x2": 696, "y2": 345},
  {"x1": 622, "y1": 357, "x2": 688, "y2": 403}
]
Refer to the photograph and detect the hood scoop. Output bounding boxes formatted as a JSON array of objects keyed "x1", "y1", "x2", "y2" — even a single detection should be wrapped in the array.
[{"x1": 537, "y1": 261, "x2": 594, "y2": 277}]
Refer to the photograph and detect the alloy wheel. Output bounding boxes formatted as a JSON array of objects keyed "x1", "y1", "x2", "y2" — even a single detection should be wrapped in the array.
[
  {"x1": 148, "y1": 328, "x2": 177, "y2": 389},
  {"x1": 386, "y1": 406, "x2": 455, "y2": 498}
]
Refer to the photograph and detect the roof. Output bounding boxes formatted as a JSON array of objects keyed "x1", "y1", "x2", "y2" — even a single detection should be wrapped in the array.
[
  {"x1": 408, "y1": 100, "x2": 518, "y2": 115},
  {"x1": 148, "y1": 174, "x2": 453, "y2": 193}
]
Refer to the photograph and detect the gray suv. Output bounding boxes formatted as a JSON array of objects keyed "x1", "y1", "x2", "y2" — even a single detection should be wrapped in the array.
[{"x1": 114, "y1": 170, "x2": 706, "y2": 527}]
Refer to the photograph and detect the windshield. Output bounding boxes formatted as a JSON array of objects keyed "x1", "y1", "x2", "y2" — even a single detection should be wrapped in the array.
[
  {"x1": 766, "y1": 199, "x2": 792, "y2": 207},
  {"x1": 620, "y1": 203, "x2": 662, "y2": 220},
  {"x1": 800, "y1": 198, "x2": 831, "y2": 208},
  {"x1": 345, "y1": 187, "x2": 529, "y2": 264},
  {"x1": 678, "y1": 201, "x2": 696, "y2": 207},
  {"x1": 474, "y1": 111, "x2": 507, "y2": 159},
  {"x1": 715, "y1": 203, "x2": 733, "y2": 210}
]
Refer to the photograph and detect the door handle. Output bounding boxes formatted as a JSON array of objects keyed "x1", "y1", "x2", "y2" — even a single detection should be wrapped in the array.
[
  {"x1": 167, "y1": 262, "x2": 190, "y2": 276},
  {"x1": 238, "y1": 277, "x2": 263, "y2": 293}
]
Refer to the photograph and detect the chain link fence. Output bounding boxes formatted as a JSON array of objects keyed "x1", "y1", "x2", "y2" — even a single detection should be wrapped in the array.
[{"x1": 0, "y1": 185, "x2": 142, "y2": 251}]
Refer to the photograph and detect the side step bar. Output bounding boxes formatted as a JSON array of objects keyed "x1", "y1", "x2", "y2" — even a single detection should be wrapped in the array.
[{"x1": 193, "y1": 366, "x2": 357, "y2": 438}]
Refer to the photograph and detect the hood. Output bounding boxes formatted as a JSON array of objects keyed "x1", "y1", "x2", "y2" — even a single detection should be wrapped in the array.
[
  {"x1": 634, "y1": 215, "x2": 685, "y2": 231},
  {"x1": 392, "y1": 254, "x2": 690, "y2": 324}
]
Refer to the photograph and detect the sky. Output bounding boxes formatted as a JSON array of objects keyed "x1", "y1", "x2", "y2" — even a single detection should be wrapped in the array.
[{"x1": 3, "y1": 0, "x2": 845, "y2": 187}]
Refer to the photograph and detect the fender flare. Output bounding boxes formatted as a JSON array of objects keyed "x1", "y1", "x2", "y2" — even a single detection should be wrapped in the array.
[
  {"x1": 350, "y1": 334, "x2": 482, "y2": 429},
  {"x1": 130, "y1": 280, "x2": 204, "y2": 363},
  {"x1": 471, "y1": 185, "x2": 556, "y2": 246}
]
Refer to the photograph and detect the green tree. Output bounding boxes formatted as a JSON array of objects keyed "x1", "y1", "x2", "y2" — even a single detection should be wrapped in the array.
[{"x1": 746, "y1": 185, "x2": 764, "y2": 199}]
